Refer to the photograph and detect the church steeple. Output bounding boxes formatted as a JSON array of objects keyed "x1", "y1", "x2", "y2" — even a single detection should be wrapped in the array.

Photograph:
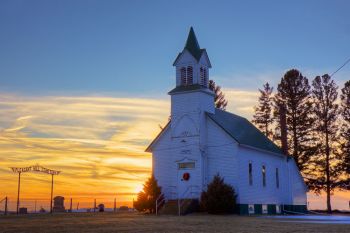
[
  {"x1": 184, "y1": 27, "x2": 202, "y2": 61},
  {"x1": 172, "y1": 27, "x2": 212, "y2": 89}
]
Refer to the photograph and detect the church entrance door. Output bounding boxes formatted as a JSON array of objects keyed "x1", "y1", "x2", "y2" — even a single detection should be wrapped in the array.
[{"x1": 177, "y1": 161, "x2": 195, "y2": 199}]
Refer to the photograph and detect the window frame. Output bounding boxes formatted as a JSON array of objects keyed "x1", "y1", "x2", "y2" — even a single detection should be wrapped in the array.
[
  {"x1": 248, "y1": 161, "x2": 253, "y2": 186},
  {"x1": 276, "y1": 167, "x2": 279, "y2": 189},
  {"x1": 262, "y1": 165, "x2": 266, "y2": 187}
]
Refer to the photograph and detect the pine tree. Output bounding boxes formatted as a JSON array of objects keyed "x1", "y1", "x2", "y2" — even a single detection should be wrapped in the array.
[
  {"x1": 274, "y1": 69, "x2": 315, "y2": 173},
  {"x1": 339, "y1": 81, "x2": 350, "y2": 188},
  {"x1": 308, "y1": 74, "x2": 340, "y2": 213},
  {"x1": 252, "y1": 82, "x2": 274, "y2": 139},
  {"x1": 209, "y1": 80, "x2": 228, "y2": 110},
  {"x1": 133, "y1": 175, "x2": 163, "y2": 213},
  {"x1": 200, "y1": 174, "x2": 237, "y2": 214}
]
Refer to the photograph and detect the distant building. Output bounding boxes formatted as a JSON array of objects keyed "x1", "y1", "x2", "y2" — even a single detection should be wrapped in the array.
[
  {"x1": 146, "y1": 28, "x2": 307, "y2": 214},
  {"x1": 53, "y1": 196, "x2": 65, "y2": 212}
]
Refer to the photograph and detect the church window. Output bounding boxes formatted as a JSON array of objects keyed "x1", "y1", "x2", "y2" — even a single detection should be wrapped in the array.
[
  {"x1": 180, "y1": 67, "x2": 186, "y2": 85},
  {"x1": 262, "y1": 165, "x2": 266, "y2": 187},
  {"x1": 178, "y1": 162, "x2": 195, "y2": 169},
  {"x1": 200, "y1": 67, "x2": 207, "y2": 87},
  {"x1": 248, "y1": 162, "x2": 253, "y2": 186},
  {"x1": 276, "y1": 168, "x2": 279, "y2": 188},
  {"x1": 187, "y1": 66, "x2": 193, "y2": 85},
  {"x1": 203, "y1": 68, "x2": 207, "y2": 87}
]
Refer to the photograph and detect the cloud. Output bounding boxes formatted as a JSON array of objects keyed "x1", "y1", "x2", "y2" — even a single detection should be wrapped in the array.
[
  {"x1": 0, "y1": 93, "x2": 168, "y2": 204},
  {"x1": 0, "y1": 91, "x2": 349, "y2": 209}
]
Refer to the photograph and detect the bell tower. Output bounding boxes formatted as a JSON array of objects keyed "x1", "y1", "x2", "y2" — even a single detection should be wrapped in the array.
[
  {"x1": 172, "y1": 27, "x2": 212, "y2": 88},
  {"x1": 169, "y1": 27, "x2": 215, "y2": 124}
]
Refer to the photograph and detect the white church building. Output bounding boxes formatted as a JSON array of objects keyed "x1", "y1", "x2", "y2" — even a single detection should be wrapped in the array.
[{"x1": 146, "y1": 28, "x2": 307, "y2": 214}]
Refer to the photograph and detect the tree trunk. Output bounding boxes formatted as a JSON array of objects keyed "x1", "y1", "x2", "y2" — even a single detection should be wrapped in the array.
[{"x1": 325, "y1": 125, "x2": 332, "y2": 213}]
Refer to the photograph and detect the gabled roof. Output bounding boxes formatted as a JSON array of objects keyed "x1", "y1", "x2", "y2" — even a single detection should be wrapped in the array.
[
  {"x1": 145, "y1": 121, "x2": 170, "y2": 152},
  {"x1": 207, "y1": 109, "x2": 283, "y2": 155},
  {"x1": 173, "y1": 27, "x2": 210, "y2": 66},
  {"x1": 184, "y1": 27, "x2": 202, "y2": 61}
]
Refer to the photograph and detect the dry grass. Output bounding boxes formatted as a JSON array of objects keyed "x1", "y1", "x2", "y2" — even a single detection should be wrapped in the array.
[{"x1": 0, "y1": 212, "x2": 349, "y2": 233}]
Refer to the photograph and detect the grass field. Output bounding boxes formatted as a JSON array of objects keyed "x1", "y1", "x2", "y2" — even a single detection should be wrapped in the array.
[{"x1": 0, "y1": 212, "x2": 349, "y2": 233}]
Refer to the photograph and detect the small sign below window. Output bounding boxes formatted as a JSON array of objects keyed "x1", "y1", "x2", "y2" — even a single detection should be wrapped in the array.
[
  {"x1": 178, "y1": 162, "x2": 195, "y2": 169},
  {"x1": 262, "y1": 204, "x2": 268, "y2": 214},
  {"x1": 276, "y1": 205, "x2": 281, "y2": 214},
  {"x1": 248, "y1": 204, "x2": 255, "y2": 214}
]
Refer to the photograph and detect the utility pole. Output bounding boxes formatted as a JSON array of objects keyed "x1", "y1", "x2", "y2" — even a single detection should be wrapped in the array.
[
  {"x1": 50, "y1": 174, "x2": 54, "y2": 214},
  {"x1": 16, "y1": 172, "x2": 21, "y2": 215},
  {"x1": 4, "y1": 197, "x2": 8, "y2": 215},
  {"x1": 114, "y1": 197, "x2": 116, "y2": 212},
  {"x1": 70, "y1": 198, "x2": 72, "y2": 212}
]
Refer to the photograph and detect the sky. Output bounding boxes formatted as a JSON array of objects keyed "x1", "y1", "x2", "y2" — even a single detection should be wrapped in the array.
[{"x1": 0, "y1": 0, "x2": 349, "y2": 210}]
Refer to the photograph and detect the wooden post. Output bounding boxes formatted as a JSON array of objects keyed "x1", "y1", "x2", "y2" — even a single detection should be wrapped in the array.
[
  {"x1": 4, "y1": 196, "x2": 8, "y2": 215},
  {"x1": 94, "y1": 199, "x2": 96, "y2": 212},
  {"x1": 34, "y1": 200, "x2": 37, "y2": 213},
  {"x1": 50, "y1": 174, "x2": 54, "y2": 214},
  {"x1": 70, "y1": 198, "x2": 72, "y2": 212},
  {"x1": 16, "y1": 172, "x2": 21, "y2": 215},
  {"x1": 76, "y1": 202, "x2": 79, "y2": 210},
  {"x1": 113, "y1": 198, "x2": 116, "y2": 212}
]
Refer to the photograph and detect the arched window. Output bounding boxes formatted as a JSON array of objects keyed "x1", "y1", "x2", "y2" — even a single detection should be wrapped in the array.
[
  {"x1": 186, "y1": 66, "x2": 193, "y2": 85},
  {"x1": 262, "y1": 165, "x2": 266, "y2": 187},
  {"x1": 248, "y1": 161, "x2": 253, "y2": 186},
  {"x1": 276, "y1": 168, "x2": 279, "y2": 188},
  {"x1": 180, "y1": 67, "x2": 186, "y2": 85}
]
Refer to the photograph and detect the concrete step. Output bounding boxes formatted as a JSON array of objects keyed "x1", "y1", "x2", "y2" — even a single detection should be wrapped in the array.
[{"x1": 159, "y1": 199, "x2": 199, "y2": 215}]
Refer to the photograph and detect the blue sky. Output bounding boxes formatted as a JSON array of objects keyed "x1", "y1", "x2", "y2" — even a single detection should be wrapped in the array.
[
  {"x1": 1, "y1": 0, "x2": 349, "y2": 96},
  {"x1": 1, "y1": 0, "x2": 350, "y2": 209}
]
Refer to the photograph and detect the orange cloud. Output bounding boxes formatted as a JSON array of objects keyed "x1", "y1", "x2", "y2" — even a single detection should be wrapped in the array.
[{"x1": 0, "y1": 92, "x2": 349, "y2": 210}]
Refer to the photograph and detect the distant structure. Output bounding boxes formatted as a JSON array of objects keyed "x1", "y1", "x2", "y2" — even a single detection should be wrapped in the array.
[
  {"x1": 19, "y1": 207, "x2": 27, "y2": 214},
  {"x1": 98, "y1": 204, "x2": 105, "y2": 212},
  {"x1": 146, "y1": 27, "x2": 307, "y2": 215},
  {"x1": 53, "y1": 196, "x2": 65, "y2": 212}
]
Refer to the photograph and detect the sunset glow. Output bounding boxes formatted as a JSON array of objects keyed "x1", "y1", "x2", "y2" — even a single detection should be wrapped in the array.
[{"x1": 0, "y1": 91, "x2": 348, "y2": 210}]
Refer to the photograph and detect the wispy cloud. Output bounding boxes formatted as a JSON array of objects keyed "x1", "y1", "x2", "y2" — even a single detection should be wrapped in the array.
[
  {"x1": 0, "y1": 94, "x2": 169, "y2": 203},
  {"x1": 0, "y1": 91, "x2": 348, "y2": 209}
]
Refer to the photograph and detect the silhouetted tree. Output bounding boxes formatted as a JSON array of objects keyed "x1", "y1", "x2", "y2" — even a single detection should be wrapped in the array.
[
  {"x1": 209, "y1": 80, "x2": 228, "y2": 110},
  {"x1": 252, "y1": 82, "x2": 274, "y2": 139},
  {"x1": 274, "y1": 69, "x2": 315, "y2": 174},
  {"x1": 200, "y1": 174, "x2": 237, "y2": 214},
  {"x1": 308, "y1": 74, "x2": 341, "y2": 213},
  {"x1": 134, "y1": 175, "x2": 163, "y2": 213},
  {"x1": 339, "y1": 81, "x2": 350, "y2": 188}
]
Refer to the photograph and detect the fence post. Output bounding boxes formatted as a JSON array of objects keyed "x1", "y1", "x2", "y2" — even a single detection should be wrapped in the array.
[
  {"x1": 70, "y1": 198, "x2": 72, "y2": 212},
  {"x1": 4, "y1": 197, "x2": 8, "y2": 215},
  {"x1": 94, "y1": 199, "x2": 96, "y2": 212},
  {"x1": 114, "y1": 198, "x2": 116, "y2": 212}
]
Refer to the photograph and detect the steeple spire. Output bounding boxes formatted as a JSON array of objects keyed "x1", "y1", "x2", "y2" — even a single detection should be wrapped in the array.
[{"x1": 184, "y1": 27, "x2": 202, "y2": 61}]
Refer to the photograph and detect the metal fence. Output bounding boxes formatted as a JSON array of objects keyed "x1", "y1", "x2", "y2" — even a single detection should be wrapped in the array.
[{"x1": 0, "y1": 196, "x2": 133, "y2": 215}]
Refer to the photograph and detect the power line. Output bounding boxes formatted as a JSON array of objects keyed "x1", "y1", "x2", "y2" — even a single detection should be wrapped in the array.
[{"x1": 330, "y1": 57, "x2": 350, "y2": 77}]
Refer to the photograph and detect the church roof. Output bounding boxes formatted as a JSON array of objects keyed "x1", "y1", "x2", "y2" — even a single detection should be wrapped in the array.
[
  {"x1": 206, "y1": 109, "x2": 283, "y2": 155},
  {"x1": 173, "y1": 27, "x2": 210, "y2": 65},
  {"x1": 184, "y1": 27, "x2": 203, "y2": 61},
  {"x1": 168, "y1": 84, "x2": 215, "y2": 95}
]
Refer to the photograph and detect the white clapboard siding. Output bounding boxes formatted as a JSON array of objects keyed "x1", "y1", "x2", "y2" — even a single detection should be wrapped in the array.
[
  {"x1": 237, "y1": 146, "x2": 290, "y2": 204},
  {"x1": 206, "y1": 117, "x2": 239, "y2": 193}
]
